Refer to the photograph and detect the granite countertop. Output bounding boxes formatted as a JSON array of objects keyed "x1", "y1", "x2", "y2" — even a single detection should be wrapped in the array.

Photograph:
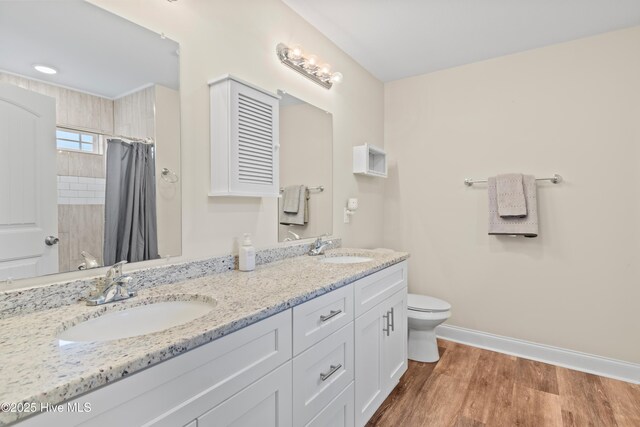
[{"x1": 0, "y1": 248, "x2": 408, "y2": 425}]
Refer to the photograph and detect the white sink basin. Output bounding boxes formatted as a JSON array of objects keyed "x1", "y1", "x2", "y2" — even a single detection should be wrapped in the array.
[
  {"x1": 58, "y1": 299, "x2": 216, "y2": 344},
  {"x1": 320, "y1": 256, "x2": 373, "y2": 264}
]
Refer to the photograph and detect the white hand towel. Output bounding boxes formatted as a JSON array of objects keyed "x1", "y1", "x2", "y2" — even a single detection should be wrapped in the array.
[
  {"x1": 496, "y1": 173, "x2": 527, "y2": 218},
  {"x1": 488, "y1": 175, "x2": 538, "y2": 237}
]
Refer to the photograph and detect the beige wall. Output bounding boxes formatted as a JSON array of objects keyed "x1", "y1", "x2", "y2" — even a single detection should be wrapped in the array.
[
  {"x1": 383, "y1": 26, "x2": 640, "y2": 363},
  {"x1": 90, "y1": 0, "x2": 386, "y2": 258},
  {"x1": 278, "y1": 102, "x2": 333, "y2": 241}
]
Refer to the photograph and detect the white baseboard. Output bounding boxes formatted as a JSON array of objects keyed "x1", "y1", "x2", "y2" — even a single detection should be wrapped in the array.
[{"x1": 436, "y1": 324, "x2": 640, "y2": 384}]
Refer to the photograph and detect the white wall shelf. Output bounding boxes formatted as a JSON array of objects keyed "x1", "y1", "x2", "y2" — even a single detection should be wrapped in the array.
[{"x1": 353, "y1": 144, "x2": 387, "y2": 177}]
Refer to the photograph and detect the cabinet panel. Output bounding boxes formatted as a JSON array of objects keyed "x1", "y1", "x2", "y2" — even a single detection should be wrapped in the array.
[
  {"x1": 198, "y1": 361, "x2": 292, "y2": 427},
  {"x1": 293, "y1": 284, "x2": 354, "y2": 355},
  {"x1": 305, "y1": 382, "x2": 354, "y2": 427},
  {"x1": 382, "y1": 289, "x2": 408, "y2": 394},
  {"x1": 354, "y1": 261, "x2": 407, "y2": 317},
  {"x1": 354, "y1": 304, "x2": 385, "y2": 427},
  {"x1": 293, "y1": 323, "x2": 354, "y2": 426}
]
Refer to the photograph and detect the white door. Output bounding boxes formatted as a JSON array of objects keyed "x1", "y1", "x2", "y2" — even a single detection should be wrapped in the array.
[
  {"x1": 0, "y1": 83, "x2": 58, "y2": 281},
  {"x1": 197, "y1": 361, "x2": 292, "y2": 427},
  {"x1": 381, "y1": 289, "x2": 408, "y2": 395},
  {"x1": 354, "y1": 304, "x2": 385, "y2": 427}
]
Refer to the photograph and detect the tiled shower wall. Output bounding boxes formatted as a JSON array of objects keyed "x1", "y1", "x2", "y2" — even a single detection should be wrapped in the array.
[{"x1": 56, "y1": 151, "x2": 106, "y2": 272}]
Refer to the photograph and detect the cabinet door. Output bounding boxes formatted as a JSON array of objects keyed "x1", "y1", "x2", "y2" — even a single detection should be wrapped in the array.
[
  {"x1": 354, "y1": 304, "x2": 385, "y2": 427},
  {"x1": 305, "y1": 382, "x2": 354, "y2": 427},
  {"x1": 197, "y1": 361, "x2": 292, "y2": 427},
  {"x1": 229, "y1": 80, "x2": 279, "y2": 196},
  {"x1": 381, "y1": 289, "x2": 408, "y2": 395}
]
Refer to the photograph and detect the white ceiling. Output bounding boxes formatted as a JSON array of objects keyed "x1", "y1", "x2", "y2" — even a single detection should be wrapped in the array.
[
  {"x1": 282, "y1": 0, "x2": 640, "y2": 82},
  {"x1": 0, "y1": 1, "x2": 179, "y2": 99}
]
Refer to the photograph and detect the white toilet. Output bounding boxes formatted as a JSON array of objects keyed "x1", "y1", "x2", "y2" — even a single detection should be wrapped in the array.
[{"x1": 407, "y1": 293, "x2": 451, "y2": 363}]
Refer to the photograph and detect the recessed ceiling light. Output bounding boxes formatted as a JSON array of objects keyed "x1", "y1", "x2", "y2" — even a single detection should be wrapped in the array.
[{"x1": 34, "y1": 65, "x2": 57, "y2": 75}]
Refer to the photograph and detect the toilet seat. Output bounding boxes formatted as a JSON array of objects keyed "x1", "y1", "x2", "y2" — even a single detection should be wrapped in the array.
[{"x1": 408, "y1": 293, "x2": 451, "y2": 313}]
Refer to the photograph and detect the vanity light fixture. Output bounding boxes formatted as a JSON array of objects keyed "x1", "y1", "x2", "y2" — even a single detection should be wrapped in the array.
[
  {"x1": 276, "y1": 43, "x2": 343, "y2": 89},
  {"x1": 33, "y1": 64, "x2": 57, "y2": 75}
]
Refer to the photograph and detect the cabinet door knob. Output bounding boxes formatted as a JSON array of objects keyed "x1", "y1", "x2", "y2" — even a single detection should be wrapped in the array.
[
  {"x1": 320, "y1": 309, "x2": 342, "y2": 322},
  {"x1": 320, "y1": 364, "x2": 342, "y2": 381}
]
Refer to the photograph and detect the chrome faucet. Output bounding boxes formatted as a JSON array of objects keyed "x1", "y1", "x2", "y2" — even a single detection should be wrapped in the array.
[
  {"x1": 86, "y1": 261, "x2": 137, "y2": 306},
  {"x1": 308, "y1": 236, "x2": 333, "y2": 256},
  {"x1": 78, "y1": 251, "x2": 100, "y2": 270}
]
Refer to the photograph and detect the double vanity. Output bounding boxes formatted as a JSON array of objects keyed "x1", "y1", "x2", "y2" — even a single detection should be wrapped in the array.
[{"x1": 0, "y1": 247, "x2": 408, "y2": 427}]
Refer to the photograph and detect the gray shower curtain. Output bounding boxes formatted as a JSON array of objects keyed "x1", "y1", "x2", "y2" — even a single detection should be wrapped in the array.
[{"x1": 103, "y1": 139, "x2": 159, "y2": 265}]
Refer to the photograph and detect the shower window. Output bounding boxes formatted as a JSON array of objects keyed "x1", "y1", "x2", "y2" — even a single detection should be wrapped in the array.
[{"x1": 56, "y1": 127, "x2": 103, "y2": 154}]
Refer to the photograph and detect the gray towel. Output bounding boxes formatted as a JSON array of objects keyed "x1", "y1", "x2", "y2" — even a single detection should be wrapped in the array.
[
  {"x1": 496, "y1": 173, "x2": 527, "y2": 218},
  {"x1": 488, "y1": 175, "x2": 538, "y2": 237},
  {"x1": 282, "y1": 185, "x2": 301, "y2": 213},
  {"x1": 279, "y1": 186, "x2": 309, "y2": 226}
]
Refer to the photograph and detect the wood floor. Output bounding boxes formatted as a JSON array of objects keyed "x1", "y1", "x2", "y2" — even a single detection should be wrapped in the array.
[{"x1": 367, "y1": 339, "x2": 640, "y2": 427}]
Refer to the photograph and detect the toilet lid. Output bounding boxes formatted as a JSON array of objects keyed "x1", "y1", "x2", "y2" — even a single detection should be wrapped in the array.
[{"x1": 408, "y1": 294, "x2": 451, "y2": 313}]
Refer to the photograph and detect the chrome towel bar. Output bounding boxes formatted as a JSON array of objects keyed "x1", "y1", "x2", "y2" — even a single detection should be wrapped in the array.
[{"x1": 464, "y1": 174, "x2": 562, "y2": 187}]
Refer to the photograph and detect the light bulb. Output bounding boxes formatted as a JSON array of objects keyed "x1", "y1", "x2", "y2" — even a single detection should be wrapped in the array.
[
  {"x1": 34, "y1": 65, "x2": 57, "y2": 75},
  {"x1": 319, "y1": 63, "x2": 331, "y2": 76},
  {"x1": 304, "y1": 54, "x2": 318, "y2": 69},
  {"x1": 330, "y1": 72, "x2": 343, "y2": 84},
  {"x1": 287, "y1": 45, "x2": 303, "y2": 60}
]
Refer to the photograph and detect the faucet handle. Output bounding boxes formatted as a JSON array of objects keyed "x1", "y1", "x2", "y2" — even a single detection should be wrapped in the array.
[{"x1": 106, "y1": 260, "x2": 128, "y2": 278}]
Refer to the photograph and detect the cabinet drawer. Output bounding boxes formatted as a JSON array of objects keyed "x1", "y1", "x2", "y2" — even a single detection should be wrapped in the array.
[
  {"x1": 305, "y1": 382, "x2": 354, "y2": 427},
  {"x1": 293, "y1": 323, "x2": 354, "y2": 426},
  {"x1": 354, "y1": 261, "x2": 407, "y2": 317},
  {"x1": 293, "y1": 284, "x2": 354, "y2": 355},
  {"x1": 197, "y1": 361, "x2": 292, "y2": 427}
]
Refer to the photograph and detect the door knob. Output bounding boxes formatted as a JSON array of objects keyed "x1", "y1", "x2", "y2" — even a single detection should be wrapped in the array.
[{"x1": 45, "y1": 236, "x2": 59, "y2": 246}]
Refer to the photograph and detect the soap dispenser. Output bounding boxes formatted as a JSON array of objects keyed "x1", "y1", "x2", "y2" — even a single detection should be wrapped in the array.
[{"x1": 239, "y1": 233, "x2": 256, "y2": 271}]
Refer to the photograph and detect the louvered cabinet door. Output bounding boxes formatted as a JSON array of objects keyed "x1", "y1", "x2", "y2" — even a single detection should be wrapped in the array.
[
  {"x1": 209, "y1": 75, "x2": 280, "y2": 197},
  {"x1": 229, "y1": 81, "x2": 279, "y2": 196}
]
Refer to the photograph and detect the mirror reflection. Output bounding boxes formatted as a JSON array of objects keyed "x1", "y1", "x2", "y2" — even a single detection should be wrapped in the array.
[
  {"x1": 0, "y1": 1, "x2": 181, "y2": 281},
  {"x1": 278, "y1": 91, "x2": 333, "y2": 242}
]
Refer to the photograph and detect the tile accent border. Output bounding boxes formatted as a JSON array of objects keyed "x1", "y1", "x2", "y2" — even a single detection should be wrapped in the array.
[
  {"x1": 0, "y1": 238, "x2": 341, "y2": 319},
  {"x1": 437, "y1": 324, "x2": 640, "y2": 384}
]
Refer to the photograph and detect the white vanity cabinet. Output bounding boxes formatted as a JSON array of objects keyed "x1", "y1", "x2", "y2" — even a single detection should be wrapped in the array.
[
  {"x1": 20, "y1": 310, "x2": 293, "y2": 427},
  {"x1": 208, "y1": 75, "x2": 280, "y2": 198},
  {"x1": 18, "y1": 260, "x2": 407, "y2": 427},
  {"x1": 354, "y1": 262, "x2": 408, "y2": 427}
]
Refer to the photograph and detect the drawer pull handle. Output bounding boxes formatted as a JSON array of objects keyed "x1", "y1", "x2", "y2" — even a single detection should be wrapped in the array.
[
  {"x1": 382, "y1": 312, "x2": 390, "y2": 336},
  {"x1": 389, "y1": 307, "x2": 395, "y2": 332},
  {"x1": 320, "y1": 309, "x2": 342, "y2": 322},
  {"x1": 320, "y1": 364, "x2": 342, "y2": 381}
]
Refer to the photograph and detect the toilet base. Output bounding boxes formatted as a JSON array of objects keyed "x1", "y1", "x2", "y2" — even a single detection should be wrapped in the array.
[{"x1": 408, "y1": 328, "x2": 440, "y2": 363}]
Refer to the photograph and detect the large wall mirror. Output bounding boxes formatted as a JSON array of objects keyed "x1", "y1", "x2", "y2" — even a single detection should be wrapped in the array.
[
  {"x1": 278, "y1": 91, "x2": 333, "y2": 242},
  {"x1": 0, "y1": 1, "x2": 181, "y2": 283}
]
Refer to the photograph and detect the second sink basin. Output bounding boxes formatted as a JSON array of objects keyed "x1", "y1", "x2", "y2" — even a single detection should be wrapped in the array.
[
  {"x1": 58, "y1": 298, "x2": 216, "y2": 344},
  {"x1": 320, "y1": 256, "x2": 373, "y2": 264}
]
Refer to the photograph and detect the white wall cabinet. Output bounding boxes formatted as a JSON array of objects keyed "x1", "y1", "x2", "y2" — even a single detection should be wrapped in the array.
[
  {"x1": 354, "y1": 263, "x2": 408, "y2": 427},
  {"x1": 209, "y1": 75, "x2": 280, "y2": 197},
  {"x1": 20, "y1": 261, "x2": 407, "y2": 427}
]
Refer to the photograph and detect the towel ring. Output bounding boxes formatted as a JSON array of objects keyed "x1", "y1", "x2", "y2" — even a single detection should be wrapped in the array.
[{"x1": 161, "y1": 168, "x2": 179, "y2": 183}]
